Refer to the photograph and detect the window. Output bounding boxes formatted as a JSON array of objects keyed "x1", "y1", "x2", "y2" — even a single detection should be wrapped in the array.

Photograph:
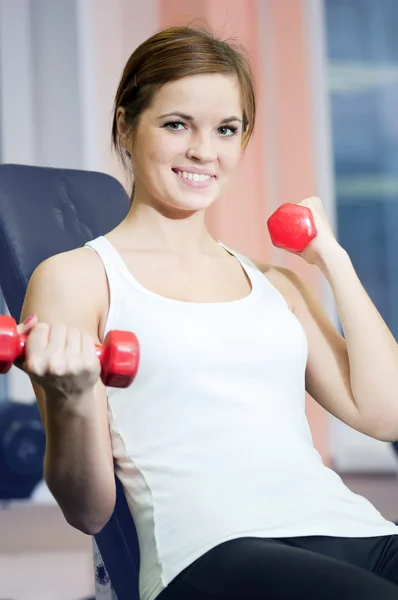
[{"x1": 325, "y1": 0, "x2": 398, "y2": 340}]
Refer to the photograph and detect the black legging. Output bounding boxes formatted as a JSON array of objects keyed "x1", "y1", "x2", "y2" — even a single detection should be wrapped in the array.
[{"x1": 158, "y1": 535, "x2": 398, "y2": 599}]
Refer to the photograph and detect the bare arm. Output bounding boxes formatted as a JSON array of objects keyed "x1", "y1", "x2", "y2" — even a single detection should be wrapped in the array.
[
  {"x1": 264, "y1": 262, "x2": 398, "y2": 442},
  {"x1": 20, "y1": 249, "x2": 116, "y2": 534}
]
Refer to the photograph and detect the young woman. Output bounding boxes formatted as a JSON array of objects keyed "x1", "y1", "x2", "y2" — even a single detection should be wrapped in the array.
[{"x1": 19, "y1": 26, "x2": 398, "y2": 600}]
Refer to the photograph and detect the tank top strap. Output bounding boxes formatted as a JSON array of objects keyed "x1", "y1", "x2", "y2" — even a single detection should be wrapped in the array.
[
  {"x1": 217, "y1": 241, "x2": 287, "y2": 306},
  {"x1": 84, "y1": 235, "x2": 130, "y2": 279},
  {"x1": 83, "y1": 236, "x2": 129, "y2": 349},
  {"x1": 218, "y1": 241, "x2": 262, "y2": 274}
]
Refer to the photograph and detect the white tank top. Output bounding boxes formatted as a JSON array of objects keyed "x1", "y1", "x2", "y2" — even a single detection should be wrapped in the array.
[{"x1": 85, "y1": 236, "x2": 398, "y2": 600}]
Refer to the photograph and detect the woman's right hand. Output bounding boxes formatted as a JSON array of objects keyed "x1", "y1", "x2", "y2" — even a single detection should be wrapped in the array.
[{"x1": 17, "y1": 316, "x2": 101, "y2": 399}]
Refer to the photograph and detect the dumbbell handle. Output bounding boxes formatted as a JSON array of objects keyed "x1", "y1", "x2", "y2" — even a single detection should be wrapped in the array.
[{"x1": 12, "y1": 334, "x2": 108, "y2": 364}]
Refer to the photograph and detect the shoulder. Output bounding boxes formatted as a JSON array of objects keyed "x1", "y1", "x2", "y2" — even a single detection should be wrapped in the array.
[
  {"x1": 22, "y1": 247, "x2": 108, "y2": 335},
  {"x1": 251, "y1": 259, "x2": 307, "y2": 311},
  {"x1": 31, "y1": 246, "x2": 106, "y2": 292}
]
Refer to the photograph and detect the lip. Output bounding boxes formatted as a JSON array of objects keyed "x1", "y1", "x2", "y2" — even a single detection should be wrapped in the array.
[
  {"x1": 172, "y1": 167, "x2": 216, "y2": 177},
  {"x1": 172, "y1": 168, "x2": 215, "y2": 190}
]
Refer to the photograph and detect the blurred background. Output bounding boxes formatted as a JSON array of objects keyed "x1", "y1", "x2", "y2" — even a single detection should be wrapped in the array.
[{"x1": 0, "y1": 0, "x2": 397, "y2": 598}]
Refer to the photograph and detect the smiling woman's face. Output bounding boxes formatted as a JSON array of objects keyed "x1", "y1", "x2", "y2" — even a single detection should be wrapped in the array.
[{"x1": 120, "y1": 73, "x2": 244, "y2": 213}]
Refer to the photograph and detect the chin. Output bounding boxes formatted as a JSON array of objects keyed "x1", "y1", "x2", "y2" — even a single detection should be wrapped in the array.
[{"x1": 174, "y1": 192, "x2": 219, "y2": 212}]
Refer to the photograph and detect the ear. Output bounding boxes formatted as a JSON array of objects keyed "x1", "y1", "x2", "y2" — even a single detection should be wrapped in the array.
[{"x1": 116, "y1": 107, "x2": 130, "y2": 150}]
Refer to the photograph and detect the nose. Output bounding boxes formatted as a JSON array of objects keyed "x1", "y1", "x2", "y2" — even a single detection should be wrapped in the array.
[{"x1": 186, "y1": 133, "x2": 217, "y2": 163}]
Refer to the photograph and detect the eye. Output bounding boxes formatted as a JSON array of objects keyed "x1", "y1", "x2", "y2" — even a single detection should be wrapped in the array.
[
  {"x1": 218, "y1": 125, "x2": 239, "y2": 137},
  {"x1": 163, "y1": 121, "x2": 186, "y2": 131}
]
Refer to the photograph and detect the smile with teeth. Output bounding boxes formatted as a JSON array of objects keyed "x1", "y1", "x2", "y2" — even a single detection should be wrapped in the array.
[{"x1": 175, "y1": 170, "x2": 212, "y2": 182}]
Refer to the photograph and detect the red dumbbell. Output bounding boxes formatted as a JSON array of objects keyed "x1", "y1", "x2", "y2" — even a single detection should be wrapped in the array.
[
  {"x1": 267, "y1": 203, "x2": 317, "y2": 253},
  {"x1": 0, "y1": 315, "x2": 140, "y2": 388}
]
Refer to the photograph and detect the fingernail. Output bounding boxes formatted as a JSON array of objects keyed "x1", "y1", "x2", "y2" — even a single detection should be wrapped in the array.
[{"x1": 23, "y1": 315, "x2": 35, "y2": 325}]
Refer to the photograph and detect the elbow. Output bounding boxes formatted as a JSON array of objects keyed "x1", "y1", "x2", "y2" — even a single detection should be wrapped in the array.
[
  {"x1": 370, "y1": 430, "x2": 397, "y2": 443},
  {"x1": 363, "y1": 416, "x2": 398, "y2": 443},
  {"x1": 44, "y1": 476, "x2": 114, "y2": 536},
  {"x1": 61, "y1": 500, "x2": 114, "y2": 535},
  {"x1": 379, "y1": 429, "x2": 398, "y2": 443},
  {"x1": 64, "y1": 513, "x2": 110, "y2": 536}
]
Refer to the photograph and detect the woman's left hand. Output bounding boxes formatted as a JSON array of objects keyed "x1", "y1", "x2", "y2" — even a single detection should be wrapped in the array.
[{"x1": 295, "y1": 197, "x2": 343, "y2": 266}]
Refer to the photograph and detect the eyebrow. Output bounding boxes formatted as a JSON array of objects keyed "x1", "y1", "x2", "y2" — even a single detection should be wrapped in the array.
[{"x1": 158, "y1": 111, "x2": 242, "y2": 124}]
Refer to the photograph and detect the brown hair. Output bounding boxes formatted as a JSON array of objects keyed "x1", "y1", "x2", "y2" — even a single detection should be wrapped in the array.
[{"x1": 112, "y1": 25, "x2": 256, "y2": 192}]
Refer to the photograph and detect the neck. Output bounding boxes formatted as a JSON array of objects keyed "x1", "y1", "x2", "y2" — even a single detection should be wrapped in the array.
[{"x1": 115, "y1": 194, "x2": 218, "y2": 257}]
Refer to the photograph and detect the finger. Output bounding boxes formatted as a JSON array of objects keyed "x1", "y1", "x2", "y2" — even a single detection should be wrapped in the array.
[
  {"x1": 80, "y1": 332, "x2": 101, "y2": 383},
  {"x1": 299, "y1": 196, "x2": 321, "y2": 208},
  {"x1": 65, "y1": 327, "x2": 81, "y2": 355},
  {"x1": 23, "y1": 322, "x2": 51, "y2": 374},
  {"x1": 64, "y1": 327, "x2": 84, "y2": 372},
  {"x1": 25, "y1": 322, "x2": 50, "y2": 352},
  {"x1": 16, "y1": 314, "x2": 38, "y2": 336},
  {"x1": 43, "y1": 324, "x2": 70, "y2": 376},
  {"x1": 81, "y1": 331, "x2": 99, "y2": 368},
  {"x1": 46, "y1": 323, "x2": 68, "y2": 354}
]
